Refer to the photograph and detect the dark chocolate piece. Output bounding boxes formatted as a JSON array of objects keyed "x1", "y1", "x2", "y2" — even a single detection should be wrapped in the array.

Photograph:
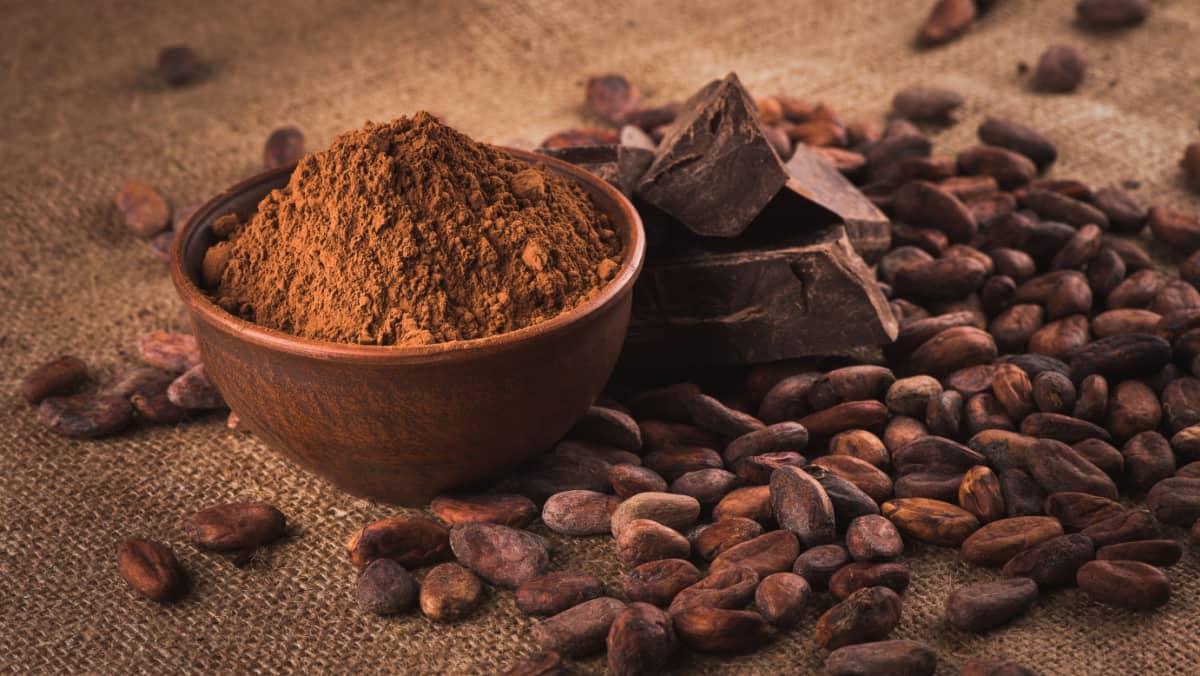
[
  {"x1": 623, "y1": 223, "x2": 898, "y2": 368},
  {"x1": 540, "y1": 145, "x2": 653, "y2": 197},
  {"x1": 635, "y1": 73, "x2": 789, "y2": 238},
  {"x1": 785, "y1": 145, "x2": 892, "y2": 264}
]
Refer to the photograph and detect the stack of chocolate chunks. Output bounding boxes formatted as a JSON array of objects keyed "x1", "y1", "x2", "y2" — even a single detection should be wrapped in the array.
[{"x1": 543, "y1": 73, "x2": 897, "y2": 367}]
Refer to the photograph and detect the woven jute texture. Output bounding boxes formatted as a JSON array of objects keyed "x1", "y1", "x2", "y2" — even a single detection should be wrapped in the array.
[{"x1": 2, "y1": 0, "x2": 1199, "y2": 673}]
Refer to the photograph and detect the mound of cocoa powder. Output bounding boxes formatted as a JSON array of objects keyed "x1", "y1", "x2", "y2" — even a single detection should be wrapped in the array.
[{"x1": 209, "y1": 112, "x2": 622, "y2": 345}]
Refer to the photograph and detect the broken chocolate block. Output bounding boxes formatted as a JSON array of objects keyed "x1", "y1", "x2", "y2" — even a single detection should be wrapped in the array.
[
  {"x1": 635, "y1": 73, "x2": 789, "y2": 238},
  {"x1": 540, "y1": 145, "x2": 654, "y2": 197},
  {"x1": 785, "y1": 144, "x2": 892, "y2": 264},
  {"x1": 622, "y1": 213, "x2": 898, "y2": 368}
]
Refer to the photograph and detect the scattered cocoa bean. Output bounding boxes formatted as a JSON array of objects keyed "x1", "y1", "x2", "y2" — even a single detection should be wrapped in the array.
[
  {"x1": 1077, "y1": 560, "x2": 1170, "y2": 609},
  {"x1": 186, "y1": 502, "x2": 285, "y2": 552},
  {"x1": 825, "y1": 639, "x2": 938, "y2": 676},
  {"x1": 542, "y1": 490, "x2": 620, "y2": 536},
  {"x1": 533, "y1": 596, "x2": 626, "y2": 657},
  {"x1": 916, "y1": 0, "x2": 977, "y2": 47},
  {"x1": 1002, "y1": 533, "x2": 1095, "y2": 585},
  {"x1": 356, "y1": 558, "x2": 416, "y2": 616},
  {"x1": 20, "y1": 356, "x2": 89, "y2": 403},
  {"x1": 346, "y1": 515, "x2": 450, "y2": 570},
  {"x1": 672, "y1": 606, "x2": 768, "y2": 654},
  {"x1": 1096, "y1": 539, "x2": 1182, "y2": 567},
  {"x1": 814, "y1": 586, "x2": 903, "y2": 650},
  {"x1": 610, "y1": 492, "x2": 701, "y2": 537},
  {"x1": 623, "y1": 558, "x2": 702, "y2": 607},
  {"x1": 881, "y1": 498, "x2": 980, "y2": 546},
  {"x1": 429, "y1": 493, "x2": 537, "y2": 528},
  {"x1": 116, "y1": 181, "x2": 170, "y2": 238},
  {"x1": 617, "y1": 518, "x2": 692, "y2": 567},
  {"x1": 516, "y1": 571, "x2": 605, "y2": 616},
  {"x1": 117, "y1": 537, "x2": 184, "y2": 603},
  {"x1": 945, "y1": 577, "x2": 1038, "y2": 632},
  {"x1": 38, "y1": 394, "x2": 134, "y2": 438}
]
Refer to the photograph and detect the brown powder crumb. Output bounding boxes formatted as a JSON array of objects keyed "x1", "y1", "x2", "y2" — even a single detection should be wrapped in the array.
[{"x1": 212, "y1": 112, "x2": 622, "y2": 345}]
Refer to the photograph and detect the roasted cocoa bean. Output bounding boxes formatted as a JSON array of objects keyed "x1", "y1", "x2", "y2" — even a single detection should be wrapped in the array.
[
  {"x1": 734, "y1": 451, "x2": 806, "y2": 485},
  {"x1": 917, "y1": 0, "x2": 976, "y2": 46},
  {"x1": 723, "y1": 421, "x2": 809, "y2": 464},
  {"x1": 1163, "y1": 377, "x2": 1200, "y2": 433},
  {"x1": 881, "y1": 498, "x2": 980, "y2": 546},
  {"x1": 809, "y1": 366, "x2": 896, "y2": 411},
  {"x1": 1096, "y1": 539, "x2": 1182, "y2": 567},
  {"x1": 1107, "y1": 381, "x2": 1162, "y2": 442},
  {"x1": 498, "y1": 651, "x2": 563, "y2": 676},
  {"x1": 754, "y1": 571, "x2": 811, "y2": 628},
  {"x1": 893, "y1": 180, "x2": 977, "y2": 243},
  {"x1": 810, "y1": 455, "x2": 894, "y2": 504},
  {"x1": 1148, "y1": 207, "x2": 1200, "y2": 253},
  {"x1": 925, "y1": 389, "x2": 964, "y2": 437},
  {"x1": 347, "y1": 515, "x2": 450, "y2": 570},
  {"x1": 610, "y1": 492, "x2": 701, "y2": 537},
  {"x1": 793, "y1": 543, "x2": 851, "y2": 590},
  {"x1": 825, "y1": 639, "x2": 938, "y2": 676},
  {"x1": 688, "y1": 394, "x2": 764, "y2": 437},
  {"x1": 186, "y1": 502, "x2": 285, "y2": 552},
  {"x1": 137, "y1": 331, "x2": 200, "y2": 373},
  {"x1": 709, "y1": 529, "x2": 799, "y2": 578},
  {"x1": 1002, "y1": 533, "x2": 1094, "y2": 585},
  {"x1": 894, "y1": 471, "x2": 965, "y2": 502},
  {"x1": 1080, "y1": 509, "x2": 1157, "y2": 546},
  {"x1": 691, "y1": 518, "x2": 764, "y2": 562},
  {"x1": 1033, "y1": 371, "x2": 1076, "y2": 413},
  {"x1": 968, "y1": 429, "x2": 1035, "y2": 472},
  {"x1": 829, "y1": 562, "x2": 911, "y2": 600},
  {"x1": 567, "y1": 406, "x2": 642, "y2": 451},
  {"x1": 357, "y1": 558, "x2": 417, "y2": 616},
  {"x1": 770, "y1": 466, "x2": 836, "y2": 547},
  {"x1": 534, "y1": 597, "x2": 626, "y2": 657},
  {"x1": 672, "y1": 607, "x2": 768, "y2": 654},
  {"x1": 961, "y1": 516, "x2": 1064, "y2": 565},
  {"x1": 829, "y1": 430, "x2": 889, "y2": 468},
  {"x1": 38, "y1": 394, "x2": 133, "y2": 438},
  {"x1": 894, "y1": 257, "x2": 988, "y2": 300},
  {"x1": 957, "y1": 465, "x2": 1005, "y2": 523},
  {"x1": 617, "y1": 519, "x2": 691, "y2": 567},
  {"x1": 978, "y1": 118, "x2": 1056, "y2": 169},
  {"x1": 814, "y1": 586, "x2": 903, "y2": 651},
  {"x1": 20, "y1": 356, "x2": 89, "y2": 404},
  {"x1": 1044, "y1": 491, "x2": 1125, "y2": 531},
  {"x1": 713, "y1": 485, "x2": 772, "y2": 524},
  {"x1": 1122, "y1": 432, "x2": 1175, "y2": 493},
  {"x1": 623, "y1": 558, "x2": 701, "y2": 607},
  {"x1": 757, "y1": 373, "x2": 821, "y2": 423},
  {"x1": 1088, "y1": 247, "x2": 1127, "y2": 299},
  {"x1": 884, "y1": 416, "x2": 929, "y2": 453},
  {"x1": 669, "y1": 566, "x2": 759, "y2": 614},
  {"x1": 886, "y1": 376, "x2": 943, "y2": 417},
  {"x1": 167, "y1": 364, "x2": 224, "y2": 410},
  {"x1": 1074, "y1": 374, "x2": 1109, "y2": 422},
  {"x1": 1021, "y1": 412, "x2": 1111, "y2": 444},
  {"x1": 892, "y1": 435, "x2": 985, "y2": 475},
  {"x1": 1146, "y1": 477, "x2": 1200, "y2": 526},
  {"x1": 516, "y1": 571, "x2": 605, "y2": 616},
  {"x1": 639, "y1": 421, "x2": 722, "y2": 453},
  {"x1": 117, "y1": 537, "x2": 184, "y2": 603},
  {"x1": 797, "y1": 400, "x2": 889, "y2": 438},
  {"x1": 1072, "y1": 438, "x2": 1124, "y2": 478},
  {"x1": 1001, "y1": 469, "x2": 1046, "y2": 517},
  {"x1": 847, "y1": 514, "x2": 904, "y2": 561},
  {"x1": 945, "y1": 578, "x2": 1038, "y2": 632},
  {"x1": 611, "y1": 464, "x2": 669, "y2": 499},
  {"x1": 449, "y1": 523, "x2": 548, "y2": 588},
  {"x1": 418, "y1": 562, "x2": 483, "y2": 622},
  {"x1": 606, "y1": 602, "x2": 675, "y2": 676},
  {"x1": 811, "y1": 468, "x2": 883, "y2": 525},
  {"x1": 957, "y1": 145, "x2": 1036, "y2": 190},
  {"x1": 1077, "y1": 560, "x2": 1170, "y2": 609},
  {"x1": 430, "y1": 493, "x2": 537, "y2": 528}
]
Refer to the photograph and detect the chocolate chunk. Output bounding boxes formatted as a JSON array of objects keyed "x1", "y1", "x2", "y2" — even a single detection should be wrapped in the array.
[
  {"x1": 785, "y1": 145, "x2": 892, "y2": 264},
  {"x1": 623, "y1": 224, "x2": 898, "y2": 367},
  {"x1": 636, "y1": 73, "x2": 789, "y2": 238},
  {"x1": 541, "y1": 145, "x2": 653, "y2": 197}
]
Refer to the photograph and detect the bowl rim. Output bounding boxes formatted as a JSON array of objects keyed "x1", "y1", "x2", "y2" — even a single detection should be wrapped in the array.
[{"x1": 170, "y1": 146, "x2": 646, "y2": 364}]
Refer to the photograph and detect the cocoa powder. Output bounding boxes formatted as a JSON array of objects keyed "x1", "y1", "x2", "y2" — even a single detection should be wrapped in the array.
[{"x1": 212, "y1": 112, "x2": 621, "y2": 345}]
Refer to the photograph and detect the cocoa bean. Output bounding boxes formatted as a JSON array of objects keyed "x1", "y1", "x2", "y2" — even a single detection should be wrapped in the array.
[
  {"x1": 1001, "y1": 469, "x2": 1046, "y2": 517},
  {"x1": 758, "y1": 373, "x2": 821, "y2": 423},
  {"x1": 1072, "y1": 333, "x2": 1171, "y2": 382},
  {"x1": 1148, "y1": 207, "x2": 1200, "y2": 253},
  {"x1": 116, "y1": 537, "x2": 184, "y2": 603},
  {"x1": 346, "y1": 515, "x2": 449, "y2": 570},
  {"x1": 925, "y1": 389, "x2": 964, "y2": 437},
  {"x1": 1122, "y1": 432, "x2": 1175, "y2": 493},
  {"x1": 644, "y1": 446, "x2": 724, "y2": 482},
  {"x1": 881, "y1": 498, "x2": 980, "y2": 546},
  {"x1": 584, "y1": 74, "x2": 638, "y2": 124},
  {"x1": 1163, "y1": 377, "x2": 1200, "y2": 433},
  {"x1": 713, "y1": 485, "x2": 772, "y2": 524},
  {"x1": 890, "y1": 222, "x2": 949, "y2": 254},
  {"x1": 945, "y1": 578, "x2": 1038, "y2": 632},
  {"x1": 669, "y1": 469, "x2": 736, "y2": 507},
  {"x1": 910, "y1": 327, "x2": 998, "y2": 376},
  {"x1": 691, "y1": 518, "x2": 764, "y2": 561},
  {"x1": 639, "y1": 421, "x2": 721, "y2": 453},
  {"x1": 542, "y1": 490, "x2": 620, "y2": 536},
  {"x1": 356, "y1": 558, "x2": 417, "y2": 616},
  {"x1": 262, "y1": 126, "x2": 305, "y2": 170},
  {"x1": 611, "y1": 464, "x2": 669, "y2": 499},
  {"x1": 1146, "y1": 477, "x2": 1200, "y2": 526},
  {"x1": 449, "y1": 523, "x2": 548, "y2": 588},
  {"x1": 710, "y1": 530, "x2": 799, "y2": 578},
  {"x1": 568, "y1": 405, "x2": 642, "y2": 451},
  {"x1": 978, "y1": 118, "x2": 1057, "y2": 169},
  {"x1": 429, "y1": 493, "x2": 537, "y2": 528},
  {"x1": 1074, "y1": 374, "x2": 1109, "y2": 422},
  {"x1": 957, "y1": 146, "x2": 1037, "y2": 190},
  {"x1": 155, "y1": 45, "x2": 198, "y2": 86},
  {"x1": 990, "y1": 363, "x2": 1034, "y2": 422},
  {"x1": 990, "y1": 305, "x2": 1045, "y2": 353},
  {"x1": 1027, "y1": 439, "x2": 1119, "y2": 499},
  {"x1": 534, "y1": 597, "x2": 626, "y2": 657},
  {"x1": 814, "y1": 586, "x2": 903, "y2": 650},
  {"x1": 981, "y1": 275, "x2": 1017, "y2": 316},
  {"x1": 1153, "y1": 280, "x2": 1200, "y2": 315},
  {"x1": 1033, "y1": 371, "x2": 1076, "y2": 413},
  {"x1": 797, "y1": 400, "x2": 889, "y2": 438},
  {"x1": 1091, "y1": 309, "x2": 1161, "y2": 339},
  {"x1": 623, "y1": 558, "x2": 701, "y2": 607},
  {"x1": 1077, "y1": 560, "x2": 1170, "y2": 609},
  {"x1": 884, "y1": 416, "x2": 929, "y2": 452},
  {"x1": 1108, "y1": 269, "x2": 1164, "y2": 309},
  {"x1": 770, "y1": 466, "x2": 836, "y2": 547},
  {"x1": 793, "y1": 543, "x2": 851, "y2": 590},
  {"x1": 1029, "y1": 315, "x2": 1090, "y2": 361},
  {"x1": 754, "y1": 572, "x2": 810, "y2": 628},
  {"x1": 886, "y1": 376, "x2": 943, "y2": 417},
  {"x1": 1108, "y1": 382, "x2": 1162, "y2": 443},
  {"x1": 116, "y1": 181, "x2": 170, "y2": 238},
  {"x1": 1096, "y1": 539, "x2": 1182, "y2": 567},
  {"x1": 1044, "y1": 491, "x2": 1125, "y2": 531},
  {"x1": 186, "y1": 502, "x2": 286, "y2": 552},
  {"x1": 1183, "y1": 252, "x2": 1200, "y2": 288},
  {"x1": 688, "y1": 394, "x2": 764, "y2": 437},
  {"x1": 1050, "y1": 224, "x2": 1103, "y2": 271},
  {"x1": 894, "y1": 180, "x2": 977, "y2": 243},
  {"x1": 734, "y1": 451, "x2": 807, "y2": 485},
  {"x1": 962, "y1": 659, "x2": 1038, "y2": 676},
  {"x1": 617, "y1": 519, "x2": 691, "y2": 567},
  {"x1": 723, "y1": 421, "x2": 810, "y2": 464},
  {"x1": 506, "y1": 451, "x2": 611, "y2": 502},
  {"x1": 137, "y1": 331, "x2": 200, "y2": 373},
  {"x1": 825, "y1": 640, "x2": 938, "y2": 676},
  {"x1": 1077, "y1": 0, "x2": 1149, "y2": 27},
  {"x1": 1080, "y1": 509, "x2": 1157, "y2": 546},
  {"x1": 1072, "y1": 438, "x2": 1124, "y2": 478},
  {"x1": 894, "y1": 471, "x2": 965, "y2": 502},
  {"x1": 1002, "y1": 533, "x2": 1094, "y2": 585},
  {"x1": 847, "y1": 514, "x2": 904, "y2": 561},
  {"x1": 554, "y1": 439, "x2": 639, "y2": 468},
  {"x1": 606, "y1": 602, "x2": 675, "y2": 676},
  {"x1": 961, "y1": 516, "x2": 1064, "y2": 565},
  {"x1": 892, "y1": 435, "x2": 986, "y2": 475},
  {"x1": 810, "y1": 455, "x2": 894, "y2": 503},
  {"x1": 1174, "y1": 426, "x2": 1200, "y2": 461},
  {"x1": 893, "y1": 312, "x2": 985, "y2": 355},
  {"x1": 894, "y1": 258, "x2": 988, "y2": 300},
  {"x1": 1179, "y1": 461, "x2": 1200, "y2": 478},
  {"x1": 917, "y1": 0, "x2": 976, "y2": 46},
  {"x1": 131, "y1": 387, "x2": 187, "y2": 424},
  {"x1": 830, "y1": 562, "x2": 911, "y2": 600},
  {"x1": 1032, "y1": 44, "x2": 1087, "y2": 92},
  {"x1": 516, "y1": 571, "x2": 605, "y2": 616},
  {"x1": 809, "y1": 366, "x2": 896, "y2": 411},
  {"x1": 1088, "y1": 247, "x2": 1127, "y2": 299},
  {"x1": 1021, "y1": 413, "x2": 1111, "y2": 444},
  {"x1": 672, "y1": 607, "x2": 768, "y2": 654},
  {"x1": 20, "y1": 356, "x2": 89, "y2": 404},
  {"x1": 880, "y1": 247, "x2": 935, "y2": 285},
  {"x1": 892, "y1": 86, "x2": 963, "y2": 122},
  {"x1": 669, "y1": 566, "x2": 759, "y2": 614},
  {"x1": 629, "y1": 383, "x2": 701, "y2": 422},
  {"x1": 958, "y1": 465, "x2": 1006, "y2": 523},
  {"x1": 610, "y1": 492, "x2": 700, "y2": 537},
  {"x1": 968, "y1": 429, "x2": 1035, "y2": 472},
  {"x1": 991, "y1": 248, "x2": 1038, "y2": 282},
  {"x1": 167, "y1": 364, "x2": 224, "y2": 410},
  {"x1": 38, "y1": 394, "x2": 133, "y2": 438},
  {"x1": 416, "y1": 562, "x2": 483, "y2": 622}
]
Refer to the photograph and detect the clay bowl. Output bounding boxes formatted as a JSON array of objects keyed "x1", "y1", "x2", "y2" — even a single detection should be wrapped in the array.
[{"x1": 171, "y1": 148, "x2": 645, "y2": 505}]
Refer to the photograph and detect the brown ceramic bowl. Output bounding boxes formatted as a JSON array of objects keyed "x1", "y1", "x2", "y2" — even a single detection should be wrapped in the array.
[{"x1": 171, "y1": 148, "x2": 644, "y2": 505}]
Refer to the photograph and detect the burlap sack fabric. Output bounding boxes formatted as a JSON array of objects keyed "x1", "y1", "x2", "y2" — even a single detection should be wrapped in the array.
[{"x1": 2, "y1": 0, "x2": 1199, "y2": 673}]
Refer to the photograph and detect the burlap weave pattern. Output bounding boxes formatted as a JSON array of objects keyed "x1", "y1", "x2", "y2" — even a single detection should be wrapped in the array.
[{"x1": 2, "y1": 0, "x2": 1199, "y2": 673}]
